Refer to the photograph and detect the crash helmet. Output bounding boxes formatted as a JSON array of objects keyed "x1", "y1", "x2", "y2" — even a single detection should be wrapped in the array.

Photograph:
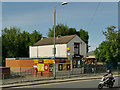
[{"x1": 107, "y1": 70, "x2": 111, "y2": 74}]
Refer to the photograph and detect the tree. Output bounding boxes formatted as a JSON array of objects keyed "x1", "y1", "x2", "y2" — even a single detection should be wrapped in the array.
[
  {"x1": 2, "y1": 27, "x2": 42, "y2": 66},
  {"x1": 77, "y1": 29, "x2": 89, "y2": 44},
  {"x1": 48, "y1": 24, "x2": 89, "y2": 44},
  {"x1": 94, "y1": 26, "x2": 120, "y2": 68}
]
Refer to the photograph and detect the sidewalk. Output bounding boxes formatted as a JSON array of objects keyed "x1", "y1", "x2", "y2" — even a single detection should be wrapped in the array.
[{"x1": 0, "y1": 74, "x2": 120, "y2": 88}]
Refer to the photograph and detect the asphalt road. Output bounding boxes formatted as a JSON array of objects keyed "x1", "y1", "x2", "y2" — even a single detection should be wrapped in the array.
[{"x1": 10, "y1": 77, "x2": 120, "y2": 89}]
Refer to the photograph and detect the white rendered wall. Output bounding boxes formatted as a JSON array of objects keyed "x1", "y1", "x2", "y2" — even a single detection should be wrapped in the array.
[
  {"x1": 29, "y1": 46, "x2": 38, "y2": 58},
  {"x1": 29, "y1": 44, "x2": 67, "y2": 58}
]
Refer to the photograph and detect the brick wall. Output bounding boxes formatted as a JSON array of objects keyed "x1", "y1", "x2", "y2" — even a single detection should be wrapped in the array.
[
  {"x1": 6, "y1": 59, "x2": 34, "y2": 67},
  {"x1": 6, "y1": 59, "x2": 34, "y2": 74}
]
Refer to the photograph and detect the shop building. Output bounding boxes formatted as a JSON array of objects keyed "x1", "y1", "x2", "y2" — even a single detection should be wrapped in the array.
[
  {"x1": 6, "y1": 57, "x2": 70, "y2": 77},
  {"x1": 30, "y1": 35, "x2": 87, "y2": 71},
  {"x1": 6, "y1": 35, "x2": 87, "y2": 77}
]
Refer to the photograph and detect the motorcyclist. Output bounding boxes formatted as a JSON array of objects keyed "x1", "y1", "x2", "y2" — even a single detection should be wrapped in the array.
[{"x1": 103, "y1": 70, "x2": 113, "y2": 83}]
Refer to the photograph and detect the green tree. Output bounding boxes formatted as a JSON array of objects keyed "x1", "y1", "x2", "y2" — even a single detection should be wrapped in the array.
[
  {"x1": 2, "y1": 27, "x2": 42, "y2": 66},
  {"x1": 48, "y1": 24, "x2": 89, "y2": 44},
  {"x1": 77, "y1": 29, "x2": 89, "y2": 44},
  {"x1": 94, "y1": 26, "x2": 120, "y2": 67}
]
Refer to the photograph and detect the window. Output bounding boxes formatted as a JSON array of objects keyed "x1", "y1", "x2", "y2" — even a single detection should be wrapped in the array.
[{"x1": 74, "y1": 43, "x2": 79, "y2": 55}]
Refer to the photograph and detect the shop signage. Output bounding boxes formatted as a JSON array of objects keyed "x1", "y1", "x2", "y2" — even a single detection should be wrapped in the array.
[
  {"x1": 59, "y1": 60, "x2": 66, "y2": 63},
  {"x1": 34, "y1": 59, "x2": 38, "y2": 63},
  {"x1": 38, "y1": 60, "x2": 43, "y2": 63},
  {"x1": 44, "y1": 59, "x2": 54, "y2": 64},
  {"x1": 73, "y1": 55, "x2": 82, "y2": 58},
  {"x1": 67, "y1": 48, "x2": 70, "y2": 52},
  {"x1": 49, "y1": 59, "x2": 54, "y2": 63}
]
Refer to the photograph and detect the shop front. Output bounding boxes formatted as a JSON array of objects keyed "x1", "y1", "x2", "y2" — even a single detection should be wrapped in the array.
[
  {"x1": 33, "y1": 59, "x2": 54, "y2": 77},
  {"x1": 33, "y1": 58, "x2": 71, "y2": 77},
  {"x1": 72, "y1": 55, "x2": 83, "y2": 68}
]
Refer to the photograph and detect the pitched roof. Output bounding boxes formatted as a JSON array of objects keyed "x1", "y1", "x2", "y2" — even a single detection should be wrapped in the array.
[
  {"x1": 33, "y1": 35, "x2": 76, "y2": 46},
  {"x1": 88, "y1": 51, "x2": 94, "y2": 56}
]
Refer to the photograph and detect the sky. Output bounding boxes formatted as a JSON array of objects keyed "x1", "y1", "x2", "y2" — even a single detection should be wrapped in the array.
[{"x1": 2, "y1": 1, "x2": 118, "y2": 51}]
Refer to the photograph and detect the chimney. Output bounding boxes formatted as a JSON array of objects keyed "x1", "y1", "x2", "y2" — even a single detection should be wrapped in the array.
[
  {"x1": 56, "y1": 35, "x2": 61, "y2": 39},
  {"x1": 41, "y1": 37, "x2": 46, "y2": 40}
]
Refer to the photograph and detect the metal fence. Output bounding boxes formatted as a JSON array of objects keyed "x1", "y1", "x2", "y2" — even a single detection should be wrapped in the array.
[{"x1": 2, "y1": 65, "x2": 119, "y2": 85}]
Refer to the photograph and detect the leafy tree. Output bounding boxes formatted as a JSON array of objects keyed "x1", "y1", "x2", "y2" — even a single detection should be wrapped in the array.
[
  {"x1": 94, "y1": 26, "x2": 120, "y2": 68},
  {"x1": 77, "y1": 29, "x2": 89, "y2": 44},
  {"x1": 103, "y1": 26, "x2": 117, "y2": 41},
  {"x1": 48, "y1": 24, "x2": 89, "y2": 44},
  {"x1": 2, "y1": 27, "x2": 42, "y2": 66}
]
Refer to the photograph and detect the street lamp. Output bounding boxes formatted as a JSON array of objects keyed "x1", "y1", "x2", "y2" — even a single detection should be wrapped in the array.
[{"x1": 53, "y1": 2, "x2": 68, "y2": 79}]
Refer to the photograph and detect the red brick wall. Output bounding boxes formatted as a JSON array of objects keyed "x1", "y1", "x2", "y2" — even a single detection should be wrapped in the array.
[
  {"x1": 6, "y1": 59, "x2": 34, "y2": 74},
  {"x1": 19, "y1": 59, "x2": 34, "y2": 67},
  {"x1": 6, "y1": 59, "x2": 34, "y2": 67},
  {"x1": 6, "y1": 60, "x2": 19, "y2": 67}
]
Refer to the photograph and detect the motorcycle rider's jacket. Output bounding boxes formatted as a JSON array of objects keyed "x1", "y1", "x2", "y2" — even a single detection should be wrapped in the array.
[{"x1": 104, "y1": 72, "x2": 113, "y2": 80}]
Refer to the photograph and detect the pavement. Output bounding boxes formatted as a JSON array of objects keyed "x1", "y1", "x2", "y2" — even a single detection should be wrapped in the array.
[{"x1": 0, "y1": 74, "x2": 120, "y2": 89}]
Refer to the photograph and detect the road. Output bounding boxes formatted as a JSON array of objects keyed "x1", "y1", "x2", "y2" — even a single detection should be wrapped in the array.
[{"x1": 6, "y1": 77, "x2": 120, "y2": 89}]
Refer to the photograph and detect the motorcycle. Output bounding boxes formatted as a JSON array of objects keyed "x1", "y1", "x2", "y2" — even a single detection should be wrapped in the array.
[{"x1": 98, "y1": 76, "x2": 115, "y2": 89}]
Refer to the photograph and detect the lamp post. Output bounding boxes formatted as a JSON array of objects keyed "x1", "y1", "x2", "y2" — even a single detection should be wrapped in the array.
[{"x1": 53, "y1": 2, "x2": 68, "y2": 79}]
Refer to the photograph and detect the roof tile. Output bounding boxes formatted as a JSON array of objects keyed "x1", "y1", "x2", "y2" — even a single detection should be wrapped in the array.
[{"x1": 33, "y1": 35, "x2": 76, "y2": 46}]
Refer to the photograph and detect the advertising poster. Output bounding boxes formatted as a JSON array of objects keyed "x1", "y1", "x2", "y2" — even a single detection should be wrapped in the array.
[
  {"x1": 73, "y1": 60, "x2": 76, "y2": 65},
  {"x1": 73, "y1": 65, "x2": 77, "y2": 68},
  {"x1": 44, "y1": 64, "x2": 48, "y2": 71},
  {"x1": 73, "y1": 60, "x2": 77, "y2": 68},
  {"x1": 63, "y1": 64, "x2": 67, "y2": 71},
  {"x1": 67, "y1": 64, "x2": 70, "y2": 70},
  {"x1": 49, "y1": 69, "x2": 53, "y2": 73},
  {"x1": 58, "y1": 64, "x2": 63, "y2": 71},
  {"x1": 77, "y1": 60, "x2": 81, "y2": 68},
  {"x1": 40, "y1": 64, "x2": 44, "y2": 71},
  {"x1": 37, "y1": 64, "x2": 41, "y2": 71},
  {"x1": 49, "y1": 64, "x2": 53, "y2": 67},
  {"x1": 37, "y1": 64, "x2": 44, "y2": 71}
]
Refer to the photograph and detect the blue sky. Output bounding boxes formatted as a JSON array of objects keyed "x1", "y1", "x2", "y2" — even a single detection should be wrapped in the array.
[{"x1": 2, "y1": 2, "x2": 118, "y2": 51}]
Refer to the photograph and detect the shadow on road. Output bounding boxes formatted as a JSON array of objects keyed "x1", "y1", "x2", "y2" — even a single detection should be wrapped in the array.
[{"x1": 112, "y1": 86, "x2": 120, "y2": 88}]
